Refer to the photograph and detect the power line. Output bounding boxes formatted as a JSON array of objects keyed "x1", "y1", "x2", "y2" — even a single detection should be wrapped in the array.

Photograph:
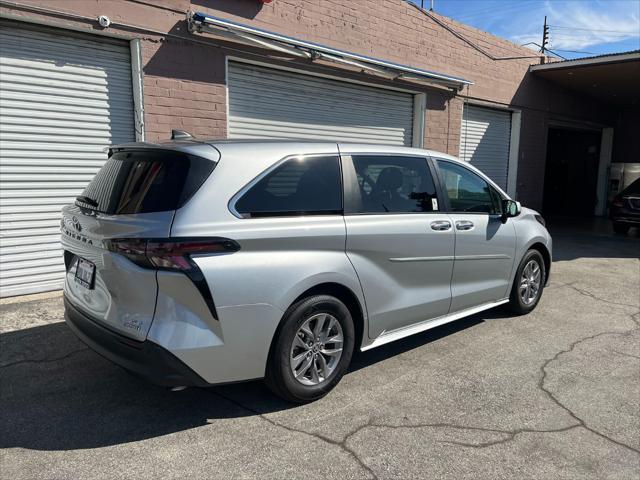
[
  {"x1": 451, "y1": 1, "x2": 542, "y2": 22},
  {"x1": 547, "y1": 47, "x2": 595, "y2": 54},
  {"x1": 521, "y1": 41, "x2": 567, "y2": 60},
  {"x1": 442, "y1": 1, "x2": 533, "y2": 19},
  {"x1": 549, "y1": 24, "x2": 639, "y2": 34}
]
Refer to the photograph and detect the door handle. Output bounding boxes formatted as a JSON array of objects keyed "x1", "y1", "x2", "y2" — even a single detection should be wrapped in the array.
[
  {"x1": 430, "y1": 220, "x2": 452, "y2": 231},
  {"x1": 455, "y1": 220, "x2": 475, "y2": 231}
]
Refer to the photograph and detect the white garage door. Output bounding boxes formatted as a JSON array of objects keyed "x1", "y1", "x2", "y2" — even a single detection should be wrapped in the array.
[
  {"x1": 0, "y1": 25, "x2": 135, "y2": 297},
  {"x1": 228, "y1": 62, "x2": 414, "y2": 146},
  {"x1": 460, "y1": 104, "x2": 511, "y2": 190}
]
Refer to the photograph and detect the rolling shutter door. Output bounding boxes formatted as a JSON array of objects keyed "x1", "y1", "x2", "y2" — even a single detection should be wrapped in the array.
[
  {"x1": 0, "y1": 25, "x2": 135, "y2": 297},
  {"x1": 460, "y1": 104, "x2": 511, "y2": 190},
  {"x1": 228, "y1": 62, "x2": 414, "y2": 146}
]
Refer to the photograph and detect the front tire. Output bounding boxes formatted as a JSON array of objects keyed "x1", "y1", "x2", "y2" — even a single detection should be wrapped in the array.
[
  {"x1": 265, "y1": 295, "x2": 355, "y2": 403},
  {"x1": 508, "y1": 249, "x2": 545, "y2": 315}
]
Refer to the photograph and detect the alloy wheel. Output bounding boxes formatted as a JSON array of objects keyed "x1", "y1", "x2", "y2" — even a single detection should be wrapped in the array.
[
  {"x1": 290, "y1": 313, "x2": 344, "y2": 386},
  {"x1": 519, "y1": 259, "x2": 542, "y2": 305}
]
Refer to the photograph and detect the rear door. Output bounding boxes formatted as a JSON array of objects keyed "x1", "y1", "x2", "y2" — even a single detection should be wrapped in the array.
[
  {"x1": 342, "y1": 152, "x2": 454, "y2": 339},
  {"x1": 434, "y1": 159, "x2": 516, "y2": 312},
  {"x1": 61, "y1": 148, "x2": 216, "y2": 341}
]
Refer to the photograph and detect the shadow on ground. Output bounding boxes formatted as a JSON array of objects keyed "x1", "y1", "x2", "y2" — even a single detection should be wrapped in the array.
[
  {"x1": 1, "y1": 222, "x2": 634, "y2": 452},
  {"x1": 0, "y1": 309, "x2": 488, "y2": 452}
]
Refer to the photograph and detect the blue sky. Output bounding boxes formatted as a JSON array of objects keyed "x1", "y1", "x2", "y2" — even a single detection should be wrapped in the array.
[{"x1": 409, "y1": 0, "x2": 640, "y2": 59}]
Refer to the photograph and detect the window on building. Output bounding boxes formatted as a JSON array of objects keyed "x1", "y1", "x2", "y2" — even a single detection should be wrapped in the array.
[
  {"x1": 234, "y1": 155, "x2": 342, "y2": 217},
  {"x1": 436, "y1": 160, "x2": 500, "y2": 214},
  {"x1": 350, "y1": 155, "x2": 438, "y2": 214}
]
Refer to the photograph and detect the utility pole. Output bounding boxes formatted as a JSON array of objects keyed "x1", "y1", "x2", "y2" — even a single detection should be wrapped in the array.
[
  {"x1": 420, "y1": 1, "x2": 434, "y2": 12},
  {"x1": 540, "y1": 15, "x2": 549, "y2": 54}
]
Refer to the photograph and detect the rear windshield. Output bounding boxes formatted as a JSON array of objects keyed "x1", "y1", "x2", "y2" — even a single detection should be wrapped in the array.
[{"x1": 76, "y1": 150, "x2": 215, "y2": 214}]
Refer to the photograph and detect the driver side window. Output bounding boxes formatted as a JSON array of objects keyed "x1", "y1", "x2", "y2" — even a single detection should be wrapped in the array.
[{"x1": 437, "y1": 160, "x2": 499, "y2": 214}]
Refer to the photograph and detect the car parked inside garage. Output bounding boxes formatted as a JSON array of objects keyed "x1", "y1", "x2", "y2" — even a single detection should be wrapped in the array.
[
  {"x1": 610, "y1": 178, "x2": 640, "y2": 234},
  {"x1": 61, "y1": 139, "x2": 552, "y2": 402}
]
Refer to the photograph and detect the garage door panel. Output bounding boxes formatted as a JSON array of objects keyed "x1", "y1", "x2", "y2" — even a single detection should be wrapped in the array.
[
  {"x1": 460, "y1": 105, "x2": 511, "y2": 190},
  {"x1": 1, "y1": 115, "x2": 130, "y2": 134},
  {"x1": 0, "y1": 63, "x2": 133, "y2": 85},
  {"x1": 1, "y1": 101, "x2": 134, "y2": 123},
  {"x1": 229, "y1": 96, "x2": 413, "y2": 124},
  {"x1": 0, "y1": 25, "x2": 134, "y2": 297},
  {"x1": 228, "y1": 68, "x2": 413, "y2": 104},
  {"x1": 228, "y1": 63, "x2": 413, "y2": 146},
  {"x1": 1, "y1": 266, "x2": 67, "y2": 285},
  {"x1": 230, "y1": 118, "x2": 411, "y2": 140},
  {"x1": 229, "y1": 86, "x2": 413, "y2": 120},
  {"x1": 0, "y1": 90, "x2": 134, "y2": 112},
  {"x1": 0, "y1": 241, "x2": 63, "y2": 256},
  {"x1": 0, "y1": 38, "x2": 132, "y2": 68}
]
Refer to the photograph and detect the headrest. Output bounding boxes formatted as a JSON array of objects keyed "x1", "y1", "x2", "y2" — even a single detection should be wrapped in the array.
[{"x1": 375, "y1": 167, "x2": 403, "y2": 191}]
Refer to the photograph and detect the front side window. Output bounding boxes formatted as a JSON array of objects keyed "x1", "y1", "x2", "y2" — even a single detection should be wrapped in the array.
[
  {"x1": 436, "y1": 160, "x2": 500, "y2": 214},
  {"x1": 349, "y1": 155, "x2": 438, "y2": 214},
  {"x1": 234, "y1": 155, "x2": 342, "y2": 218}
]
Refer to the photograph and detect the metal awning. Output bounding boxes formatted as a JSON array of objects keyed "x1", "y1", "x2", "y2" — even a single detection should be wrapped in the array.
[
  {"x1": 187, "y1": 12, "x2": 473, "y2": 91},
  {"x1": 530, "y1": 51, "x2": 640, "y2": 107}
]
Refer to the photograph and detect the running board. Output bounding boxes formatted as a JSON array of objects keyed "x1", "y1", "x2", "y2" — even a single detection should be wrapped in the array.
[{"x1": 360, "y1": 298, "x2": 509, "y2": 351}]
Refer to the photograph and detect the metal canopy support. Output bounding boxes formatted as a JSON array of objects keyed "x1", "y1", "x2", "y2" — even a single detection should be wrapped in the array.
[{"x1": 187, "y1": 11, "x2": 473, "y2": 91}]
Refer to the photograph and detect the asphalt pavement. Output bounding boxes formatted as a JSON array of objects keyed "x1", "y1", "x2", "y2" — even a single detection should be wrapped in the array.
[{"x1": 1, "y1": 224, "x2": 638, "y2": 479}]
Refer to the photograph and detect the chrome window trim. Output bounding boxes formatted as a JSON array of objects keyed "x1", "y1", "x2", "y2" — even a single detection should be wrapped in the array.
[{"x1": 228, "y1": 152, "x2": 343, "y2": 219}]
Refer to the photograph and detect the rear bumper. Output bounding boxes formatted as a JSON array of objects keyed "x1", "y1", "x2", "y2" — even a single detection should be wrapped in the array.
[{"x1": 64, "y1": 295, "x2": 209, "y2": 387}]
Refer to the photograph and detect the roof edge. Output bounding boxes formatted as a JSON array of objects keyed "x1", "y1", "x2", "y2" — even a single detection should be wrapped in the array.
[{"x1": 530, "y1": 51, "x2": 640, "y2": 72}]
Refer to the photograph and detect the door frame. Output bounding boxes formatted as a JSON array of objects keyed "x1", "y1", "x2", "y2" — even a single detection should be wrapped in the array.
[{"x1": 596, "y1": 127, "x2": 614, "y2": 216}]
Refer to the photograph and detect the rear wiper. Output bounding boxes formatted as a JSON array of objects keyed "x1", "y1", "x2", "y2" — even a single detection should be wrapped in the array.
[{"x1": 76, "y1": 195, "x2": 98, "y2": 207}]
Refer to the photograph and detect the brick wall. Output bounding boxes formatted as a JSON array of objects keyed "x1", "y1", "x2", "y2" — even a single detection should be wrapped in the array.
[
  {"x1": 0, "y1": 0, "x2": 617, "y2": 208},
  {"x1": 141, "y1": 38, "x2": 227, "y2": 141}
]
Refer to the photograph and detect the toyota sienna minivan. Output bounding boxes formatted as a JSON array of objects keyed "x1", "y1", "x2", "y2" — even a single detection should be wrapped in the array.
[{"x1": 62, "y1": 139, "x2": 551, "y2": 402}]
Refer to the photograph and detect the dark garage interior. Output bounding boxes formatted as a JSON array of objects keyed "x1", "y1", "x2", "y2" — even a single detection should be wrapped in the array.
[{"x1": 543, "y1": 127, "x2": 602, "y2": 217}]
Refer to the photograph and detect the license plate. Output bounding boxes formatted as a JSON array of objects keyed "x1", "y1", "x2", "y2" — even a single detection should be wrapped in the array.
[{"x1": 75, "y1": 258, "x2": 96, "y2": 289}]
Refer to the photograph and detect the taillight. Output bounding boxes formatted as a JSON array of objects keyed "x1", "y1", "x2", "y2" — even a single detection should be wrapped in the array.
[
  {"x1": 104, "y1": 237, "x2": 240, "y2": 319},
  {"x1": 611, "y1": 195, "x2": 624, "y2": 208},
  {"x1": 105, "y1": 237, "x2": 240, "y2": 270}
]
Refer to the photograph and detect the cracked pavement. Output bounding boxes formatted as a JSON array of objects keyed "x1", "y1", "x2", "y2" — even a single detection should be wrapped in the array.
[{"x1": 1, "y1": 225, "x2": 639, "y2": 479}]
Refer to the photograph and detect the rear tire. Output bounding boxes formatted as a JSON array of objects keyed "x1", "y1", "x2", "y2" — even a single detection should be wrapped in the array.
[
  {"x1": 508, "y1": 249, "x2": 545, "y2": 315},
  {"x1": 613, "y1": 222, "x2": 630, "y2": 235},
  {"x1": 265, "y1": 295, "x2": 355, "y2": 403}
]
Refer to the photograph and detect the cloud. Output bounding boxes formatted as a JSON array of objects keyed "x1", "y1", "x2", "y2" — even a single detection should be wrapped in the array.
[{"x1": 510, "y1": 0, "x2": 640, "y2": 51}]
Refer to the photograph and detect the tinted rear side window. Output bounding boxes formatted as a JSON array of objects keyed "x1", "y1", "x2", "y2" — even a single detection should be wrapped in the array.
[
  {"x1": 234, "y1": 155, "x2": 342, "y2": 218},
  {"x1": 77, "y1": 150, "x2": 215, "y2": 214},
  {"x1": 349, "y1": 155, "x2": 438, "y2": 214}
]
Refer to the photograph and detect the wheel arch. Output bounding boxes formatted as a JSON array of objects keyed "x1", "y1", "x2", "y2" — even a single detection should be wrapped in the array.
[
  {"x1": 266, "y1": 282, "x2": 367, "y2": 371},
  {"x1": 528, "y1": 242, "x2": 551, "y2": 284}
]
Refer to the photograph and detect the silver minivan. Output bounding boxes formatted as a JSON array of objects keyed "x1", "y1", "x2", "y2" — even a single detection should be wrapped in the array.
[{"x1": 61, "y1": 139, "x2": 551, "y2": 402}]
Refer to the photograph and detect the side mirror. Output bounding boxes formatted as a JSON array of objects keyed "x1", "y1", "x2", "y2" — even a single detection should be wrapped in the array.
[{"x1": 501, "y1": 199, "x2": 521, "y2": 223}]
